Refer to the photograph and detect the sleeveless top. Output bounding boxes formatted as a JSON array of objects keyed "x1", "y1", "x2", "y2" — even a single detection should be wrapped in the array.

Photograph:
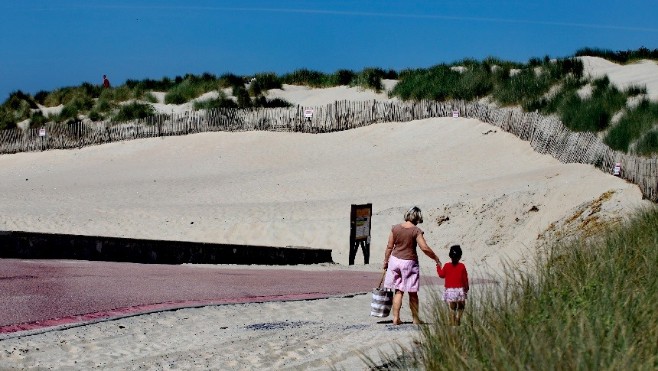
[{"x1": 390, "y1": 224, "x2": 423, "y2": 261}]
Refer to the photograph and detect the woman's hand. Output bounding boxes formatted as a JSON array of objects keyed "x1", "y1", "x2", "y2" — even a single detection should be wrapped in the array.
[{"x1": 382, "y1": 261, "x2": 388, "y2": 270}]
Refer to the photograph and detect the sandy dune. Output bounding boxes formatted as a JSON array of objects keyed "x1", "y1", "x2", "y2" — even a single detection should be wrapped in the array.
[{"x1": 0, "y1": 60, "x2": 654, "y2": 369}]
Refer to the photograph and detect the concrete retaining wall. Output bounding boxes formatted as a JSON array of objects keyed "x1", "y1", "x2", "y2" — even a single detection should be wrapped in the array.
[{"x1": 0, "y1": 231, "x2": 333, "y2": 265}]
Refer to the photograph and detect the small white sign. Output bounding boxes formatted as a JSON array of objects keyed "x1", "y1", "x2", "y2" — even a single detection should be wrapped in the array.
[
  {"x1": 38, "y1": 128, "x2": 46, "y2": 137},
  {"x1": 452, "y1": 110, "x2": 459, "y2": 118},
  {"x1": 304, "y1": 109, "x2": 314, "y2": 118}
]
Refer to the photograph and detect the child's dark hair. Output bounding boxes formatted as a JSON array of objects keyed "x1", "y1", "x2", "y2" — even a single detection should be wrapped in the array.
[{"x1": 448, "y1": 244, "x2": 462, "y2": 265}]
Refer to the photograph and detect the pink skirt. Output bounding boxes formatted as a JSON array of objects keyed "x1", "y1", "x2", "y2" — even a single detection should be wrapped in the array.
[{"x1": 385, "y1": 255, "x2": 420, "y2": 292}]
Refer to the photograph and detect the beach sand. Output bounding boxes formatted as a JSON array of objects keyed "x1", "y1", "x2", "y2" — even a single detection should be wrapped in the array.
[{"x1": 0, "y1": 58, "x2": 655, "y2": 369}]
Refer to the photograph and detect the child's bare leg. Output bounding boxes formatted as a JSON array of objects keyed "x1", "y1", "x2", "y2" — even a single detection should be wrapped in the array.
[
  {"x1": 392, "y1": 290, "x2": 404, "y2": 325},
  {"x1": 409, "y1": 292, "x2": 423, "y2": 324},
  {"x1": 455, "y1": 301, "x2": 465, "y2": 325},
  {"x1": 448, "y1": 302, "x2": 457, "y2": 326}
]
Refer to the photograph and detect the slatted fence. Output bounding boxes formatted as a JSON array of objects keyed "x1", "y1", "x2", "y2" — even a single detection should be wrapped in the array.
[{"x1": 1, "y1": 100, "x2": 656, "y2": 201}]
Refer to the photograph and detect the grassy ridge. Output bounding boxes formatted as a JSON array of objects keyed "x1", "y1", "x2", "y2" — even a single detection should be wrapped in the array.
[
  {"x1": 389, "y1": 53, "x2": 658, "y2": 154},
  {"x1": 1, "y1": 47, "x2": 657, "y2": 155},
  {"x1": 374, "y1": 206, "x2": 658, "y2": 370},
  {"x1": 0, "y1": 67, "x2": 395, "y2": 127}
]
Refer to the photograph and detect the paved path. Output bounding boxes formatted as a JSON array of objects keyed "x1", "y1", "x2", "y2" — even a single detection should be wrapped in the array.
[{"x1": 0, "y1": 259, "x2": 394, "y2": 335}]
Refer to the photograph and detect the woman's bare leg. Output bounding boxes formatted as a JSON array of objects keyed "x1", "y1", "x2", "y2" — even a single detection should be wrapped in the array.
[
  {"x1": 392, "y1": 290, "x2": 404, "y2": 325},
  {"x1": 409, "y1": 292, "x2": 423, "y2": 324}
]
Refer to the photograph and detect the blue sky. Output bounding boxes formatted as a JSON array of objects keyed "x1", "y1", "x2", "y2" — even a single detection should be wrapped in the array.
[{"x1": 2, "y1": 0, "x2": 657, "y2": 101}]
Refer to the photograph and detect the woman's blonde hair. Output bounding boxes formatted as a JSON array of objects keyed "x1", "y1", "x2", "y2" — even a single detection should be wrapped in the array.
[{"x1": 404, "y1": 206, "x2": 423, "y2": 224}]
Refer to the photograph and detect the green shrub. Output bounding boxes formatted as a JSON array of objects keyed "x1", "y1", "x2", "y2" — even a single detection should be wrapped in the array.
[
  {"x1": 391, "y1": 64, "x2": 490, "y2": 101},
  {"x1": 56, "y1": 93, "x2": 94, "y2": 121},
  {"x1": 233, "y1": 86, "x2": 252, "y2": 108},
  {"x1": 250, "y1": 73, "x2": 282, "y2": 93},
  {"x1": 353, "y1": 67, "x2": 385, "y2": 92},
  {"x1": 331, "y1": 69, "x2": 357, "y2": 86},
  {"x1": 30, "y1": 110, "x2": 49, "y2": 126},
  {"x1": 94, "y1": 97, "x2": 115, "y2": 113},
  {"x1": 43, "y1": 88, "x2": 70, "y2": 107},
  {"x1": 492, "y1": 59, "x2": 582, "y2": 109},
  {"x1": 42, "y1": 86, "x2": 98, "y2": 108},
  {"x1": 391, "y1": 65, "x2": 450, "y2": 101},
  {"x1": 58, "y1": 104, "x2": 79, "y2": 121},
  {"x1": 125, "y1": 77, "x2": 176, "y2": 91},
  {"x1": 218, "y1": 73, "x2": 245, "y2": 89},
  {"x1": 193, "y1": 97, "x2": 238, "y2": 110},
  {"x1": 544, "y1": 58, "x2": 584, "y2": 79},
  {"x1": 165, "y1": 76, "x2": 219, "y2": 104},
  {"x1": 33, "y1": 90, "x2": 49, "y2": 105},
  {"x1": 281, "y1": 69, "x2": 329, "y2": 87},
  {"x1": 536, "y1": 76, "x2": 585, "y2": 114},
  {"x1": 626, "y1": 85, "x2": 647, "y2": 96},
  {"x1": 165, "y1": 79, "x2": 201, "y2": 104},
  {"x1": 80, "y1": 82, "x2": 103, "y2": 98},
  {"x1": 142, "y1": 92, "x2": 158, "y2": 103},
  {"x1": 634, "y1": 130, "x2": 658, "y2": 156},
  {"x1": 248, "y1": 79, "x2": 262, "y2": 97},
  {"x1": 252, "y1": 96, "x2": 293, "y2": 108},
  {"x1": 88, "y1": 110, "x2": 105, "y2": 122},
  {"x1": 556, "y1": 77, "x2": 627, "y2": 132},
  {"x1": 113, "y1": 102, "x2": 155, "y2": 121},
  {"x1": 0, "y1": 109, "x2": 17, "y2": 130},
  {"x1": 454, "y1": 64, "x2": 494, "y2": 100},
  {"x1": 6, "y1": 90, "x2": 38, "y2": 110},
  {"x1": 193, "y1": 91, "x2": 238, "y2": 110},
  {"x1": 97, "y1": 86, "x2": 133, "y2": 103},
  {"x1": 605, "y1": 100, "x2": 658, "y2": 152}
]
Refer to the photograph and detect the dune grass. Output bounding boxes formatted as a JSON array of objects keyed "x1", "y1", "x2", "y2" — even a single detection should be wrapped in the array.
[
  {"x1": 113, "y1": 102, "x2": 155, "y2": 122},
  {"x1": 575, "y1": 46, "x2": 658, "y2": 64},
  {"x1": 164, "y1": 76, "x2": 219, "y2": 105},
  {"x1": 556, "y1": 78, "x2": 628, "y2": 132},
  {"x1": 605, "y1": 100, "x2": 658, "y2": 154},
  {"x1": 375, "y1": 207, "x2": 658, "y2": 370},
  {"x1": 0, "y1": 48, "x2": 656, "y2": 154}
]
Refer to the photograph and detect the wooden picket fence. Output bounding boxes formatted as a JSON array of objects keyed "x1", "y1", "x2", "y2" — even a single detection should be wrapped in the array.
[{"x1": 1, "y1": 99, "x2": 657, "y2": 201}]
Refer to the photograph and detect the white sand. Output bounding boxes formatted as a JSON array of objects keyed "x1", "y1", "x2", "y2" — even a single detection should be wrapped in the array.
[
  {"x1": 0, "y1": 62, "x2": 655, "y2": 369},
  {"x1": 579, "y1": 56, "x2": 658, "y2": 101}
]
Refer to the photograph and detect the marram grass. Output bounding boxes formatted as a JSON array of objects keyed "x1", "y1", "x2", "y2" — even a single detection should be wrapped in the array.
[{"x1": 376, "y1": 207, "x2": 658, "y2": 370}]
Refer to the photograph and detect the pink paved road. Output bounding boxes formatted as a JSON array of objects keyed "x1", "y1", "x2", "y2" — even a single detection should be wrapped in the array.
[{"x1": 1, "y1": 259, "x2": 415, "y2": 335}]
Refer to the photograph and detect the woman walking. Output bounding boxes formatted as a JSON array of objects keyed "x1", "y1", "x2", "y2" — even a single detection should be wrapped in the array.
[{"x1": 383, "y1": 206, "x2": 442, "y2": 325}]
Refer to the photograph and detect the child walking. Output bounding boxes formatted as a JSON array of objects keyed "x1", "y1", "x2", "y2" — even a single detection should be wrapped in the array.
[{"x1": 436, "y1": 244, "x2": 469, "y2": 325}]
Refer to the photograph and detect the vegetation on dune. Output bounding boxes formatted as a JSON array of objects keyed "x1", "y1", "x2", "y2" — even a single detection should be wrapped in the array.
[
  {"x1": 164, "y1": 75, "x2": 220, "y2": 104},
  {"x1": 390, "y1": 50, "x2": 658, "y2": 154},
  {"x1": 0, "y1": 90, "x2": 37, "y2": 129},
  {"x1": 0, "y1": 47, "x2": 656, "y2": 154},
  {"x1": 113, "y1": 102, "x2": 156, "y2": 121},
  {"x1": 370, "y1": 206, "x2": 658, "y2": 370},
  {"x1": 576, "y1": 46, "x2": 658, "y2": 64},
  {"x1": 605, "y1": 100, "x2": 658, "y2": 154}
]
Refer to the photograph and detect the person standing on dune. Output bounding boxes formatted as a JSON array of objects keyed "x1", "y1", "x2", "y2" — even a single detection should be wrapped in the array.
[
  {"x1": 103, "y1": 74, "x2": 111, "y2": 89},
  {"x1": 383, "y1": 206, "x2": 442, "y2": 325}
]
